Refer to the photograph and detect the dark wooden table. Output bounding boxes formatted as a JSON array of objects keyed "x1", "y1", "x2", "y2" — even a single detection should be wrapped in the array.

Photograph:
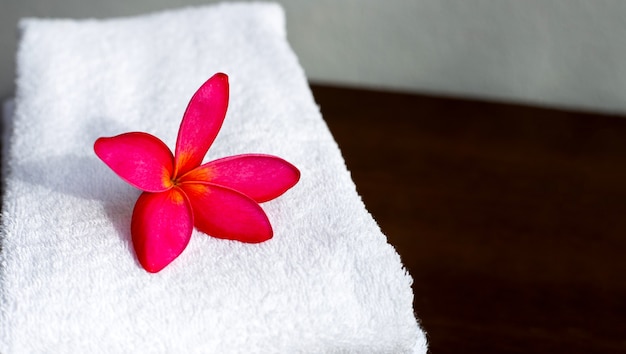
[{"x1": 310, "y1": 84, "x2": 626, "y2": 353}]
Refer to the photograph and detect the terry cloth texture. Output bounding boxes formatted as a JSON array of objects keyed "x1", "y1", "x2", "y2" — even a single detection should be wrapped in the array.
[{"x1": 0, "y1": 3, "x2": 427, "y2": 353}]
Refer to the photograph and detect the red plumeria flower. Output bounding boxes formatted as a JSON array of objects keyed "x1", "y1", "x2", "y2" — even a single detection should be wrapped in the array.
[{"x1": 94, "y1": 73, "x2": 300, "y2": 273}]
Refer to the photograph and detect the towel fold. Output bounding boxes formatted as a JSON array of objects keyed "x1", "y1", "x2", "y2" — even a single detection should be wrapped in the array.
[{"x1": 0, "y1": 3, "x2": 427, "y2": 352}]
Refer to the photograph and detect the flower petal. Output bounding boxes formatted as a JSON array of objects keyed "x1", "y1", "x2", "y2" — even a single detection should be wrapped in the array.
[
  {"x1": 94, "y1": 132, "x2": 174, "y2": 192},
  {"x1": 174, "y1": 73, "x2": 229, "y2": 176},
  {"x1": 180, "y1": 182, "x2": 272, "y2": 243},
  {"x1": 180, "y1": 154, "x2": 300, "y2": 202},
  {"x1": 131, "y1": 188, "x2": 194, "y2": 273}
]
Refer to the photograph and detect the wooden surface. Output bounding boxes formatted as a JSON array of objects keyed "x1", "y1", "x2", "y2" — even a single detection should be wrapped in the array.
[{"x1": 310, "y1": 84, "x2": 626, "y2": 353}]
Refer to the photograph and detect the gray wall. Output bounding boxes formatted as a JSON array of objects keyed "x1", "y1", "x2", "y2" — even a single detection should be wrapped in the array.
[{"x1": 3, "y1": 0, "x2": 626, "y2": 113}]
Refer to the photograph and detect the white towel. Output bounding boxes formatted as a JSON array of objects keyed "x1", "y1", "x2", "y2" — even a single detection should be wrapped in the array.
[{"x1": 0, "y1": 3, "x2": 427, "y2": 353}]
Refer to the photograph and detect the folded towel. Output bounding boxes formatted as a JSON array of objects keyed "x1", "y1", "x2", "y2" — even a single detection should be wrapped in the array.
[
  {"x1": 0, "y1": 3, "x2": 427, "y2": 353},
  {"x1": 1, "y1": 99, "x2": 13, "y2": 176}
]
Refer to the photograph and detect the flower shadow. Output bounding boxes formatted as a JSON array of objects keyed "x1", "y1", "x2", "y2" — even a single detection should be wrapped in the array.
[{"x1": 16, "y1": 153, "x2": 140, "y2": 249}]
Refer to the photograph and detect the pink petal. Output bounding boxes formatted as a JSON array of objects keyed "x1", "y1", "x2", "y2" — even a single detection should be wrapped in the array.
[
  {"x1": 94, "y1": 132, "x2": 174, "y2": 192},
  {"x1": 179, "y1": 154, "x2": 300, "y2": 202},
  {"x1": 174, "y1": 73, "x2": 229, "y2": 176},
  {"x1": 180, "y1": 182, "x2": 273, "y2": 243},
  {"x1": 131, "y1": 188, "x2": 194, "y2": 273}
]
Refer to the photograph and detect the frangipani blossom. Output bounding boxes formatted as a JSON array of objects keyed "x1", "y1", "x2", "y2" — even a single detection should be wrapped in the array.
[{"x1": 94, "y1": 73, "x2": 300, "y2": 273}]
